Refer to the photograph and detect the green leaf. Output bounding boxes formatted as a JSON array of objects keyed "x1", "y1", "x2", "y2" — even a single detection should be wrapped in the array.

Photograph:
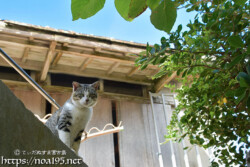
[
  {"x1": 153, "y1": 70, "x2": 167, "y2": 79},
  {"x1": 233, "y1": 0, "x2": 247, "y2": 5},
  {"x1": 177, "y1": 24, "x2": 182, "y2": 33},
  {"x1": 177, "y1": 69, "x2": 183, "y2": 76},
  {"x1": 247, "y1": 65, "x2": 250, "y2": 75},
  {"x1": 71, "y1": 0, "x2": 106, "y2": 20},
  {"x1": 147, "y1": 0, "x2": 161, "y2": 10},
  {"x1": 236, "y1": 72, "x2": 250, "y2": 86},
  {"x1": 226, "y1": 54, "x2": 244, "y2": 69},
  {"x1": 247, "y1": 46, "x2": 250, "y2": 54},
  {"x1": 115, "y1": 0, "x2": 133, "y2": 21},
  {"x1": 152, "y1": 56, "x2": 159, "y2": 65},
  {"x1": 235, "y1": 89, "x2": 246, "y2": 104},
  {"x1": 213, "y1": 0, "x2": 226, "y2": 5},
  {"x1": 161, "y1": 37, "x2": 167, "y2": 45},
  {"x1": 150, "y1": 47, "x2": 156, "y2": 55},
  {"x1": 182, "y1": 69, "x2": 188, "y2": 78},
  {"x1": 150, "y1": 0, "x2": 177, "y2": 33},
  {"x1": 210, "y1": 111, "x2": 215, "y2": 118},
  {"x1": 128, "y1": 0, "x2": 148, "y2": 19},
  {"x1": 228, "y1": 35, "x2": 244, "y2": 48},
  {"x1": 239, "y1": 77, "x2": 250, "y2": 87},
  {"x1": 159, "y1": 56, "x2": 168, "y2": 63},
  {"x1": 247, "y1": 96, "x2": 250, "y2": 108},
  {"x1": 115, "y1": 0, "x2": 147, "y2": 21},
  {"x1": 235, "y1": 87, "x2": 246, "y2": 97},
  {"x1": 225, "y1": 90, "x2": 235, "y2": 97},
  {"x1": 136, "y1": 57, "x2": 148, "y2": 65},
  {"x1": 140, "y1": 64, "x2": 148, "y2": 70}
]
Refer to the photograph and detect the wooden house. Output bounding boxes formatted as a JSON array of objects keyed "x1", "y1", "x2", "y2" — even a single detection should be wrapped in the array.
[{"x1": 0, "y1": 20, "x2": 210, "y2": 167}]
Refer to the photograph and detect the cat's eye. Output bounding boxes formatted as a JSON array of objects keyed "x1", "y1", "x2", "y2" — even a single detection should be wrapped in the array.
[
  {"x1": 78, "y1": 94, "x2": 84, "y2": 98},
  {"x1": 89, "y1": 94, "x2": 97, "y2": 99},
  {"x1": 73, "y1": 96, "x2": 80, "y2": 100}
]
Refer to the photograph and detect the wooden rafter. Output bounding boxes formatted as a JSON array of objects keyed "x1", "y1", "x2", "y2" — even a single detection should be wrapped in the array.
[
  {"x1": 0, "y1": 37, "x2": 158, "y2": 70},
  {"x1": 0, "y1": 27, "x2": 145, "y2": 54},
  {"x1": 107, "y1": 62, "x2": 120, "y2": 75},
  {"x1": 51, "y1": 51, "x2": 63, "y2": 67},
  {"x1": 28, "y1": 36, "x2": 34, "y2": 41},
  {"x1": 0, "y1": 22, "x2": 161, "y2": 86},
  {"x1": 21, "y1": 47, "x2": 30, "y2": 62},
  {"x1": 40, "y1": 41, "x2": 57, "y2": 81},
  {"x1": 63, "y1": 42, "x2": 68, "y2": 47},
  {"x1": 94, "y1": 47, "x2": 101, "y2": 52},
  {"x1": 0, "y1": 58, "x2": 153, "y2": 85},
  {"x1": 0, "y1": 38, "x2": 135, "y2": 66},
  {"x1": 127, "y1": 66, "x2": 139, "y2": 77},
  {"x1": 154, "y1": 71, "x2": 177, "y2": 93},
  {"x1": 80, "y1": 57, "x2": 93, "y2": 71},
  {"x1": 3, "y1": 80, "x2": 150, "y2": 103}
]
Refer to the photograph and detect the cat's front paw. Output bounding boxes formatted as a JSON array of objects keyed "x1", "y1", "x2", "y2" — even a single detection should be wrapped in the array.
[{"x1": 82, "y1": 131, "x2": 88, "y2": 139}]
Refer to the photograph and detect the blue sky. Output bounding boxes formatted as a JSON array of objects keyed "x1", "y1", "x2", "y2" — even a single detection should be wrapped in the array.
[{"x1": 0, "y1": 0, "x2": 195, "y2": 44}]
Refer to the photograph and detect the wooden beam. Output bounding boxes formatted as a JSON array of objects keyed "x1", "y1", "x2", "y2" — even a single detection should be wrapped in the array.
[
  {"x1": 60, "y1": 49, "x2": 137, "y2": 66},
  {"x1": 51, "y1": 51, "x2": 63, "y2": 67},
  {"x1": 127, "y1": 66, "x2": 139, "y2": 77},
  {"x1": 62, "y1": 42, "x2": 68, "y2": 47},
  {"x1": 21, "y1": 47, "x2": 30, "y2": 62},
  {"x1": 94, "y1": 47, "x2": 101, "y2": 52},
  {"x1": 154, "y1": 71, "x2": 177, "y2": 93},
  {"x1": 0, "y1": 36, "x2": 159, "y2": 70},
  {"x1": 0, "y1": 58, "x2": 153, "y2": 85},
  {"x1": 80, "y1": 57, "x2": 93, "y2": 71},
  {"x1": 107, "y1": 62, "x2": 120, "y2": 75},
  {"x1": 2, "y1": 80, "x2": 150, "y2": 103},
  {"x1": 99, "y1": 79, "x2": 104, "y2": 92},
  {"x1": 40, "y1": 41, "x2": 57, "y2": 81},
  {"x1": 0, "y1": 28, "x2": 145, "y2": 54},
  {"x1": 28, "y1": 36, "x2": 34, "y2": 41},
  {"x1": 0, "y1": 38, "x2": 135, "y2": 66}
]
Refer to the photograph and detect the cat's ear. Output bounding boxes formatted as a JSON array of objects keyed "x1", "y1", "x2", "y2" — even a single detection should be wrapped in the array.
[
  {"x1": 72, "y1": 81, "x2": 80, "y2": 91},
  {"x1": 91, "y1": 81, "x2": 100, "y2": 91}
]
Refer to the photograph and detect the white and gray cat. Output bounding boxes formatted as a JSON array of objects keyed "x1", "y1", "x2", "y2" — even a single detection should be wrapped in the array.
[{"x1": 45, "y1": 81, "x2": 99, "y2": 154}]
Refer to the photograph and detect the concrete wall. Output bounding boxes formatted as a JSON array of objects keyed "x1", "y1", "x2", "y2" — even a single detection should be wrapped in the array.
[{"x1": 0, "y1": 81, "x2": 87, "y2": 167}]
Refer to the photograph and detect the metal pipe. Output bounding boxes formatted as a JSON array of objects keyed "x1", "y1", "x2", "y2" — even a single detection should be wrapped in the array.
[
  {"x1": 149, "y1": 92, "x2": 164, "y2": 167},
  {"x1": 0, "y1": 48, "x2": 60, "y2": 109}
]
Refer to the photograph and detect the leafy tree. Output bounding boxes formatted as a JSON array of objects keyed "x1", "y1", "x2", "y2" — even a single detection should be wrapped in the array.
[
  {"x1": 71, "y1": 0, "x2": 249, "y2": 165},
  {"x1": 135, "y1": 0, "x2": 249, "y2": 166}
]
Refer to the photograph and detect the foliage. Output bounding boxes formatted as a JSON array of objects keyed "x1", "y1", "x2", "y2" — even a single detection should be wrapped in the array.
[
  {"x1": 71, "y1": 0, "x2": 106, "y2": 20},
  {"x1": 136, "y1": 0, "x2": 249, "y2": 166},
  {"x1": 70, "y1": 0, "x2": 249, "y2": 165},
  {"x1": 71, "y1": 0, "x2": 177, "y2": 33}
]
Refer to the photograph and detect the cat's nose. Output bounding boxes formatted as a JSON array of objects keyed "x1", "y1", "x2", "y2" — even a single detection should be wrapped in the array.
[{"x1": 86, "y1": 99, "x2": 89, "y2": 103}]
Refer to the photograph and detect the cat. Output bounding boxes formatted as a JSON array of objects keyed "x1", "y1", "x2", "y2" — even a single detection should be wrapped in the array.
[{"x1": 45, "y1": 81, "x2": 99, "y2": 154}]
